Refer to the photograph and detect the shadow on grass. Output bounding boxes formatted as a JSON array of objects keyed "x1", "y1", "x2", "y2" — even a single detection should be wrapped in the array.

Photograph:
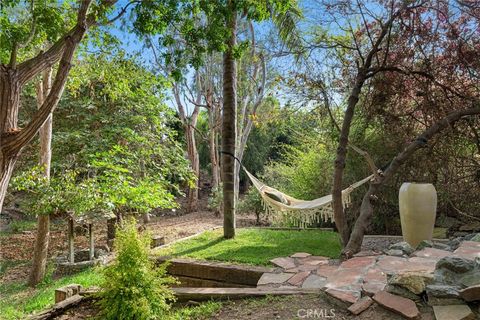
[{"x1": 172, "y1": 236, "x2": 227, "y2": 257}]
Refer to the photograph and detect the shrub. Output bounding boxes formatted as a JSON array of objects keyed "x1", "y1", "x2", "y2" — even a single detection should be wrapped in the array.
[
  {"x1": 238, "y1": 186, "x2": 264, "y2": 224},
  {"x1": 97, "y1": 218, "x2": 177, "y2": 320}
]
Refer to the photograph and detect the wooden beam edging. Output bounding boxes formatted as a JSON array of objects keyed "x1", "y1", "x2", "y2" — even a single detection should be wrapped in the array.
[
  {"x1": 173, "y1": 287, "x2": 320, "y2": 302},
  {"x1": 28, "y1": 294, "x2": 84, "y2": 320},
  {"x1": 241, "y1": 227, "x2": 335, "y2": 232}
]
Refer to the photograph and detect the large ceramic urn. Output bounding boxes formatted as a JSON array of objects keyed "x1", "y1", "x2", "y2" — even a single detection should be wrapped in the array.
[{"x1": 399, "y1": 182, "x2": 437, "y2": 248}]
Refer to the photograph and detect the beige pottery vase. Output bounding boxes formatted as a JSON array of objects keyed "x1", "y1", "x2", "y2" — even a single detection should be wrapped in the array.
[{"x1": 399, "y1": 183, "x2": 437, "y2": 248}]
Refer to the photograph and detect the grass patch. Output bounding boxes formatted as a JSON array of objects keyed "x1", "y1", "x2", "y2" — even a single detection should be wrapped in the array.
[
  {"x1": 171, "y1": 301, "x2": 222, "y2": 319},
  {"x1": 157, "y1": 228, "x2": 341, "y2": 265},
  {"x1": 0, "y1": 268, "x2": 103, "y2": 320}
]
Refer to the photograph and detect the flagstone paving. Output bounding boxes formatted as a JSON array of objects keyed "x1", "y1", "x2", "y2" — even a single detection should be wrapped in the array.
[{"x1": 256, "y1": 239, "x2": 480, "y2": 317}]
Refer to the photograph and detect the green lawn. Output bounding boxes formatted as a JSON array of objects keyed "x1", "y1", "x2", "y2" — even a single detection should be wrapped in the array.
[{"x1": 156, "y1": 228, "x2": 341, "y2": 265}]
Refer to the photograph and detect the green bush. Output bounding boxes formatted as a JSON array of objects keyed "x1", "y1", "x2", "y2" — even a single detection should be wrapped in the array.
[
  {"x1": 97, "y1": 218, "x2": 177, "y2": 320},
  {"x1": 238, "y1": 186, "x2": 264, "y2": 224}
]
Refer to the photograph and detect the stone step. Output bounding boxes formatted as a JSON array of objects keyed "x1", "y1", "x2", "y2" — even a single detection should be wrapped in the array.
[{"x1": 172, "y1": 287, "x2": 319, "y2": 302}]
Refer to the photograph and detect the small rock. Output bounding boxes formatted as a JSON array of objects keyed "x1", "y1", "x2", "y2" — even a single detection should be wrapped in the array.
[
  {"x1": 417, "y1": 240, "x2": 433, "y2": 250},
  {"x1": 426, "y1": 285, "x2": 463, "y2": 306},
  {"x1": 433, "y1": 242, "x2": 451, "y2": 251},
  {"x1": 290, "y1": 252, "x2": 311, "y2": 258},
  {"x1": 448, "y1": 238, "x2": 462, "y2": 250},
  {"x1": 459, "y1": 284, "x2": 480, "y2": 302},
  {"x1": 347, "y1": 296, "x2": 373, "y2": 315},
  {"x1": 460, "y1": 273, "x2": 480, "y2": 287},
  {"x1": 453, "y1": 231, "x2": 469, "y2": 238},
  {"x1": 471, "y1": 233, "x2": 480, "y2": 242},
  {"x1": 432, "y1": 305, "x2": 475, "y2": 320},
  {"x1": 436, "y1": 256, "x2": 475, "y2": 273},
  {"x1": 385, "y1": 249, "x2": 405, "y2": 257},
  {"x1": 389, "y1": 241, "x2": 415, "y2": 255},
  {"x1": 388, "y1": 271, "x2": 434, "y2": 294},
  {"x1": 373, "y1": 290, "x2": 420, "y2": 319}
]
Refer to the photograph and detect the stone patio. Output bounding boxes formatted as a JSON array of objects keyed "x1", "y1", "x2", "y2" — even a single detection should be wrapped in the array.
[{"x1": 257, "y1": 238, "x2": 480, "y2": 318}]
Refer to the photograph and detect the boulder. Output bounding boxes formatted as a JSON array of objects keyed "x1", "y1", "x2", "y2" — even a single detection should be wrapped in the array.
[
  {"x1": 459, "y1": 272, "x2": 480, "y2": 287},
  {"x1": 389, "y1": 242, "x2": 415, "y2": 255},
  {"x1": 388, "y1": 271, "x2": 434, "y2": 294},
  {"x1": 436, "y1": 256, "x2": 475, "y2": 274},
  {"x1": 426, "y1": 285, "x2": 463, "y2": 306}
]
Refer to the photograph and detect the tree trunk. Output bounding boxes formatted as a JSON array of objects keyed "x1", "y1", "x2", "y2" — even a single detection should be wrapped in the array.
[
  {"x1": 185, "y1": 124, "x2": 199, "y2": 212},
  {"x1": 342, "y1": 106, "x2": 480, "y2": 258},
  {"x1": 222, "y1": 2, "x2": 238, "y2": 239},
  {"x1": 68, "y1": 218, "x2": 74, "y2": 263},
  {"x1": 29, "y1": 67, "x2": 53, "y2": 287},
  {"x1": 208, "y1": 109, "x2": 220, "y2": 190}
]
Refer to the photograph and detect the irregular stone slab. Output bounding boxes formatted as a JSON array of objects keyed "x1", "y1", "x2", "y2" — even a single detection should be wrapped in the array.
[
  {"x1": 362, "y1": 282, "x2": 386, "y2": 296},
  {"x1": 471, "y1": 233, "x2": 480, "y2": 242},
  {"x1": 376, "y1": 256, "x2": 408, "y2": 272},
  {"x1": 388, "y1": 271, "x2": 434, "y2": 294},
  {"x1": 432, "y1": 305, "x2": 475, "y2": 320},
  {"x1": 315, "y1": 264, "x2": 338, "y2": 278},
  {"x1": 413, "y1": 247, "x2": 451, "y2": 259},
  {"x1": 363, "y1": 268, "x2": 387, "y2": 282},
  {"x1": 433, "y1": 242, "x2": 451, "y2": 251},
  {"x1": 460, "y1": 272, "x2": 480, "y2": 287},
  {"x1": 285, "y1": 264, "x2": 318, "y2": 273},
  {"x1": 373, "y1": 290, "x2": 420, "y2": 319},
  {"x1": 324, "y1": 268, "x2": 364, "y2": 288},
  {"x1": 426, "y1": 285, "x2": 463, "y2": 306},
  {"x1": 340, "y1": 256, "x2": 376, "y2": 269},
  {"x1": 453, "y1": 246, "x2": 480, "y2": 259},
  {"x1": 347, "y1": 296, "x2": 373, "y2": 315},
  {"x1": 290, "y1": 252, "x2": 311, "y2": 258},
  {"x1": 302, "y1": 274, "x2": 327, "y2": 289},
  {"x1": 436, "y1": 256, "x2": 475, "y2": 273},
  {"x1": 405, "y1": 257, "x2": 437, "y2": 273},
  {"x1": 287, "y1": 271, "x2": 310, "y2": 286},
  {"x1": 270, "y1": 257, "x2": 296, "y2": 270},
  {"x1": 389, "y1": 241, "x2": 414, "y2": 255},
  {"x1": 459, "y1": 284, "x2": 480, "y2": 302},
  {"x1": 300, "y1": 256, "x2": 329, "y2": 266},
  {"x1": 257, "y1": 272, "x2": 293, "y2": 285},
  {"x1": 325, "y1": 288, "x2": 360, "y2": 305},
  {"x1": 461, "y1": 240, "x2": 480, "y2": 248}
]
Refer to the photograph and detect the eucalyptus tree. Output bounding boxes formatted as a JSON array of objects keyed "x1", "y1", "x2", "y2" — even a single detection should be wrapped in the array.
[
  {"x1": 134, "y1": 0, "x2": 302, "y2": 238},
  {"x1": 0, "y1": 0, "x2": 123, "y2": 214}
]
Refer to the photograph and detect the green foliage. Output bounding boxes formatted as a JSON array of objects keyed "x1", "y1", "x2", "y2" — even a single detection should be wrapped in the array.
[
  {"x1": 0, "y1": 268, "x2": 103, "y2": 320},
  {"x1": 238, "y1": 186, "x2": 263, "y2": 223},
  {"x1": 97, "y1": 218, "x2": 177, "y2": 320},
  {"x1": 156, "y1": 228, "x2": 341, "y2": 265},
  {"x1": 171, "y1": 301, "x2": 222, "y2": 320},
  {"x1": 207, "y1": 184, "x2": 223, "y2": 213}
]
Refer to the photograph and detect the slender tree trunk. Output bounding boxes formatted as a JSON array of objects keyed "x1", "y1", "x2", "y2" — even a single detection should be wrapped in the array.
[
  {"x1": 208, "y1": 107, "x2": 220, "y2": 190},
  {"x1": 29, "y1": 68, "x2": 53, "y2": 287},
  {"x1": 185, "y1": 124, "x2": 199, "y2": 212},
  {"x1": 331, "y1": 71, "x2": 366, "y2": 246},
  {"x1": 342, "y1": 106, "x2": 480, "y2": 258},
  {"x1": 222, "y1": 2, "x2": 238, "y2": 239}
]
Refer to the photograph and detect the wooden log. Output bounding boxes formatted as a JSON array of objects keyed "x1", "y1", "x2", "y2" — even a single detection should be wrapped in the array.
[
  {"x1": 156, "y1": 257, "x2": 273, "y2": 287},
  {"x1": 29, "y1": 294, "x2": 83, "y2": 320},
  {"x1": 55, "y1": 284, "x2": 82, "y2": 303},
  {"x1": 172, "y1": 287, "x2": 319, "y2": 302}
]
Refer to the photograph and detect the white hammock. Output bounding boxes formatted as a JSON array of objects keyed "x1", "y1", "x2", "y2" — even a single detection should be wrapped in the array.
[{"x1": 244, "y1": 169, "x2": 374, "y2": 228}]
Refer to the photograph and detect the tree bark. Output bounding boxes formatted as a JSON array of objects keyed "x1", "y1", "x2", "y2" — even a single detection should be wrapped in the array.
[
  {"x1": 29, "y1": 67, "x2": 53, "y2": 287},
  {"x1": 185, "y1": 124, "x2": 199, "y2": 212},
  {"x1": 342, "y1": 106, "x2": 480, "y2": 258},
  {"x1": 222, "y1": 2, "x2": 238, "y2": 239},
  {"x1": 331, "y1": 9, "x2": 401, "y2": 247}
]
